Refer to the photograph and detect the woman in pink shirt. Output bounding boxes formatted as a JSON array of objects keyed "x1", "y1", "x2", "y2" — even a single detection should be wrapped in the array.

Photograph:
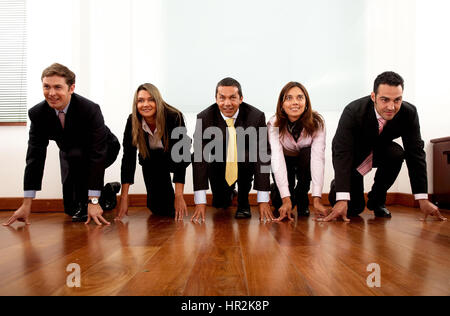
[{"x1": 268, "y1": 82, "x2": 329, "y2": 221}]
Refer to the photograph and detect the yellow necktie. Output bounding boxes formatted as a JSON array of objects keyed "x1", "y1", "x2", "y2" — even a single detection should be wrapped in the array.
[{"x1": 225, "y1": 118, "x2": 238, "y2": 186}]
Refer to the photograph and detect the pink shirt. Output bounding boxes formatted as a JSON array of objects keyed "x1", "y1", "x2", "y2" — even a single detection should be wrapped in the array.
[{"x1": 267, "y1": 115, "x2": 326, "y2": 199}]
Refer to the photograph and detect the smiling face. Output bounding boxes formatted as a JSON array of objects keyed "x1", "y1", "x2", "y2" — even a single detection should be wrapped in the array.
[
  {"x1": 216, "y1": 86, "x2": 243, "y2": 118},
  {"x1": 136, "y1": 89, "x2": 157, "y2": 121},
  {"x1": 42, "y1": 75, "x2": 75, "y2": 111},
  {"x1": 371, "y1": 84, "x2": 403, "y2": 121},
  {"x1": 282, "y1": 86, "x2": 307, "y2": 122}
]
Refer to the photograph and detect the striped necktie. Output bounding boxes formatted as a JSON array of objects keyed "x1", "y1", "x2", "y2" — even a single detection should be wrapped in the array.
[{"x1": 357, "y1": 117, "x2": 387, "y2": 176}]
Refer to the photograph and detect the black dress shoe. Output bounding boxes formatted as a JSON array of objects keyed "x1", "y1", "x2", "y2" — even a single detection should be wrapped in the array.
[
  {"x1": 298, "y1": 208, "x2": 310, "y2": 217},
  {"x1": 212, "y1": 190, "x2": 238, "y2": 209},
  {"x1": 235, "y1": 207, "x2": 252, "y2": 219},
  {"x1": 100, "y1": 182, "x2": 121, "y2": 211},
  {"x1": 367, "y1": 201, "x2": 392, "y2": 218},
  {"x1": 72, "y1": 203, "x2": 88, "y2": 222}
]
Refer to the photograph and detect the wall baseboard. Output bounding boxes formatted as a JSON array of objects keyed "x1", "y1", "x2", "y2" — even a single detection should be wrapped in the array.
[{"x1": 0, "y1": 193, "x2": 441, "y2": 213}]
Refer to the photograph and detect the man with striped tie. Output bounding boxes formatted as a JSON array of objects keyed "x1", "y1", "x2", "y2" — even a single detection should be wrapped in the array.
[{"x1": 322, "y1": 71, "x2": 447, "y2": 222}]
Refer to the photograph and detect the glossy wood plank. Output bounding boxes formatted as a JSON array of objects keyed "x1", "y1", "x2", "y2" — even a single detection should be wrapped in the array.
[
  {"x1": 116, "y1": 221, "x2": 208, "y2": 296},
  {"x1": 237, "y1": 219, "x2": 313, "y2": 296},
  {"x1": 295, "y1": 212, "x2": 449, "y2": 296},
  {"x1": 0, "y1": 205, "x2": 448, "y2": 296},
  {"x1": 53, "y1": 246, "x2": 160, "y2": 296},
  {"x1": 182, "y1": 209, "x2": 247, "y2": 296},
  {"x1": 0, "y1": 210, "x2": 171, "y2": 296},
  {"x1": 268, "y1": 222, "x2": 379, "y2": 296}
]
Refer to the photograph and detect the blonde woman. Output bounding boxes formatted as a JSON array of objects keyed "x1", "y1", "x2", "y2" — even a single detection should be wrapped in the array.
[{"x1": 116, "y1": 83, "x2": 191, "y2": 221}]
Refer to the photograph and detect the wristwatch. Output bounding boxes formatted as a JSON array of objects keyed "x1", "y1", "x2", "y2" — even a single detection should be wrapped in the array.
[{"x1": 88, "y1": 198, "x2": 99, "y2": 205}]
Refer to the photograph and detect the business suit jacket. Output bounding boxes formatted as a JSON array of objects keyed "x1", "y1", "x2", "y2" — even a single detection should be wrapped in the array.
[
  {"x1": 193, "y1": 102, "x2": 271, "y2": 192},
  {"x1": 332, "y1": 96, "x2": 427, "y2": 194},
  {"x1": 121, "y1": 110, "x2": 191, "y2": 185},
  {"x1": 24, "y1": 93, "x2": 118, "y2": 192}
]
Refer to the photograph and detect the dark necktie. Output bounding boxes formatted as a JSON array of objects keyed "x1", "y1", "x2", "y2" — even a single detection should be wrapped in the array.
[{"x1": 287, "y1": 120, "x2": 303, "y2": 142}]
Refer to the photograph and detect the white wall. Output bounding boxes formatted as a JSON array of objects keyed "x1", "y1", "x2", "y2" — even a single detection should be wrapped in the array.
[
  {"x1": 411, "y1": 0, "x2": 450, "y2": 193},
  {"x1": 0, "y1": 0, "x2": 77, "y2": 198},
  {"x1": 1, "y1": 0, "x2": 449, "y2": 199}
]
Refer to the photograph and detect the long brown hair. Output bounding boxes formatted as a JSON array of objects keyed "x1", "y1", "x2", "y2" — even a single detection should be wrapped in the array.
[
  {"x1": 275, "y1": 82, "x2": 324, "y2": 138},
  {"x1": 131, "y1": 83, "x2": 182, "y2": 158}
]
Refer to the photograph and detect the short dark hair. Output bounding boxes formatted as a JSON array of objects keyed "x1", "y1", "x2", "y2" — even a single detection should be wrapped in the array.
[
  {"x1": 373, "y1": 71, "x2": 404, "y2": 95},
  {"x1": 215, "y1": 77, "x2": 243, "y2": 98},
  {"x1": 41, "y1": 63, "x2": 76, "y2": 87}
]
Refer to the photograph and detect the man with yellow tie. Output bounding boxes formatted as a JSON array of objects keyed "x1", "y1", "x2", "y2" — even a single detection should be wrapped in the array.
[{"x1": 191, "y1": 78, "x2": 272, "y2": 222}]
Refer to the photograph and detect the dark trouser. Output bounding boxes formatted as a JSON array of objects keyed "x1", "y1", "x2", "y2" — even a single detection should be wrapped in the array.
[
  {"x1": 271, "y1": 147, "x2": 312, "y2": 212},
  {"x1": 60, "y1": 138, "x2": 120, "y2": 216},
  {"x1": 329, "y1": 142, "x2": 405, "y2": 216},
  {"x1": 209, "y1": 162, "x2": 255, "y2": 210},
  {"x1": 142, "y1": 149, "x2": 177, "y2": 217}
]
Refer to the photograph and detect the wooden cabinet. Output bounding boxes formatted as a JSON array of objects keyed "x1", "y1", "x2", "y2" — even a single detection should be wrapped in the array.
[{"x1": 431, "y1": 137, "x2": 450, "y2": 208}]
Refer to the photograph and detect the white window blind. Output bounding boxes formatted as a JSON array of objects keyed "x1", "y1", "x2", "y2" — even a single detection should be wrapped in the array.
[{"x1": 0, "y1": 0, "x2": 27, "y2": 123}]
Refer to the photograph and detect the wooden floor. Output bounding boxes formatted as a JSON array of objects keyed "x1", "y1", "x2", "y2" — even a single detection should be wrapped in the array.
[{"x1": 0, "y1": 206, "x2": 449, "y2": 296}]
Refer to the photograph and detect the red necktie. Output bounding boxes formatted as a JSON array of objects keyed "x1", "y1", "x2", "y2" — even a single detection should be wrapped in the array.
[{"x1": 357, "y1": 117, "x2": 386, "y2": 176}]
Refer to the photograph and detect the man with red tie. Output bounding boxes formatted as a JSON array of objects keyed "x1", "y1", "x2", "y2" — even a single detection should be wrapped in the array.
[{"x1": 322, "y1": 71, "x2": 447, "y2": 222}]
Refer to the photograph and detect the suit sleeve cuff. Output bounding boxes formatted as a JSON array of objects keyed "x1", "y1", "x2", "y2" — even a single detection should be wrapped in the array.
[
  {"x1": 88, "y1": 190, "x2": 101, "y2": 198},
  {"x1": 194, "y1": 190, "x2": 207, "y2": 205},
  {"x1": 257, "y1": 191, "x2": 270, "y2": 203},
  {"x1": 24, "y1": 191, "x2": 36, "y2": 199},
  {"x1": 336, "y1": 192, "x2": 351, "y2": 201},
  {"x1": 414, "y1": 194, "x2": 429, "y2": 200},
  {"x1": 173, "y1": 168, "x2": 187, "y2": 184}
]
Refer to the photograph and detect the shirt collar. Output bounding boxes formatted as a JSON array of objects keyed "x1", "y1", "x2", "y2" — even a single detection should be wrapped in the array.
[
  {"x1": 54, "y1": 100, "x2": 71, "y2": 116},
  {"x1": 142, "y1": 119, "x2": 157, "y2": 135},
  {"x1": 220, "y1": 109, "x2": 240, "y2": 122},
  {"x1": 374, "y1": 105, "x2": 382, "y2": 120}
]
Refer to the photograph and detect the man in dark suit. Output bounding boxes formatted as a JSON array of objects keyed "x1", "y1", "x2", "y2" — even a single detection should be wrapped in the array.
[
  {"x1": 191, "y1": 78, "x2": 273, "y2": 222},
  {"x1": 321, "y1": 71, "x2": 447, "y2": 222},
  {"x1": 3, "y1": 63, "x2": 121, "y2": 227}
]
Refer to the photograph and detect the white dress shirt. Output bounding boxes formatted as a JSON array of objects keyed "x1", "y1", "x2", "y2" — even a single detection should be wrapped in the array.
[{"x1": 142, "y1": 120, "x2": 164, "y2": 150}]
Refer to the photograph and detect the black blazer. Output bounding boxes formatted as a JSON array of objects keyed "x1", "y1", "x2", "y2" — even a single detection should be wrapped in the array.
[
  {"x1": 332, "y1": 96, "x2": 427, "y2": 194},
  {"x1": 24, "y1": 93, "x2": 118, "y2": 191},
  {"x1": 192, "y1": 102, "x2": 271, "y2": 192},
  {"x1": 121, "y1": 110, "x2": 191, "y2": 185}
]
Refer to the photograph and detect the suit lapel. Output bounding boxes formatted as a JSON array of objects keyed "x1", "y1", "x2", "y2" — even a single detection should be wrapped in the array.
[
  {"x1": 44, "y1": 103, "x2": 64, "y2": 134},
  {"x1": 213, "y1": 105, "x2": 227, "y2": 137},
  {"x1": 234, "y1": 103, "x2": 246, "y2": 128},
  {"x1": 63, "y1": 95, "x2": 77, "y2": 135},
  {"x1": 366, "y1": 103, "x2": 379, "y2": 142}
]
